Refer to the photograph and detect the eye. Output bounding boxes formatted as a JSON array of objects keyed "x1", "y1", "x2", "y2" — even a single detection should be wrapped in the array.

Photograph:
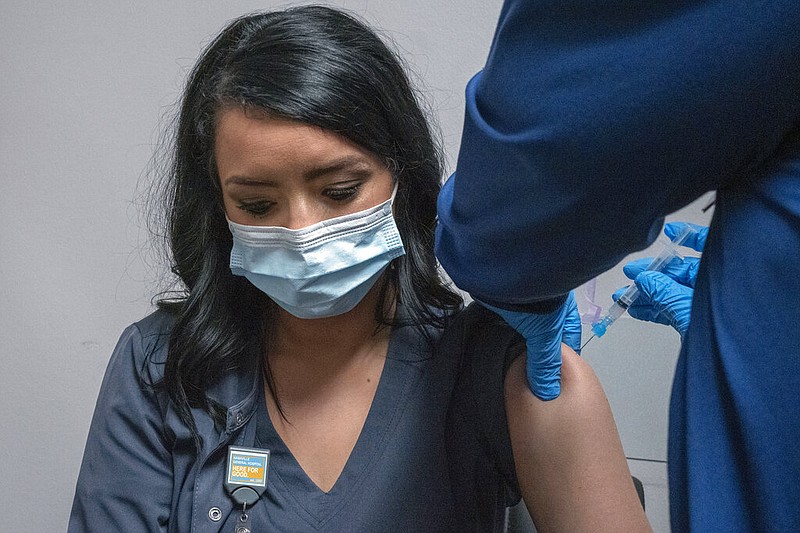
[
  {"x1": 236, "y1": 200, "x2": 274, "y2": 218},
  {"x1": 324, "y1": 183, "x2": 362, "y2": 202}
]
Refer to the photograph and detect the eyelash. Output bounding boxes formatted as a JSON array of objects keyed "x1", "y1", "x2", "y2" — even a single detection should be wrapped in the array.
[
  {"x1": 324, "y1": 184, "x2": 361, "y2": 201},
  {"x1": 236, "y1": 200, "x2": 274, "y2": 218},
  {"x1": 235, "y1": 184, "x2": 362, "y2": 218}
]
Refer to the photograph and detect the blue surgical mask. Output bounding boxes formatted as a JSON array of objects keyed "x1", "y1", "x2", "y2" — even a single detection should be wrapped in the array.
[{"x1": 228, "y1": 185, "x2": 405, "y2": 319}]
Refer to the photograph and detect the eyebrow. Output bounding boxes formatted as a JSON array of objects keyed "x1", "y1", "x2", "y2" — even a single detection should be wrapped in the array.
[
  {"x1": 304, "y1": 155, "x2": 373, "y2": 181},
  {"x1": 223, "y1": 155, "x2": 374, "y2": 187}
]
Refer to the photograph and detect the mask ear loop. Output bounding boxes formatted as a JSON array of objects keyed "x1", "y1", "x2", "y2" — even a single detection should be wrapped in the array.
[
  {"x1": 383, "y1": 180, "x2": 400, "y2": 218},
  {"x1": 388, "y1": 180, "x2": 401, "y2": 272}
]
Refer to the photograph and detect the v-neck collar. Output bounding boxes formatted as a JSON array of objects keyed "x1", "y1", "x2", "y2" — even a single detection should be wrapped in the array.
[{"x1": 254, "y1": 321, "x2": 429, "y2": 528}]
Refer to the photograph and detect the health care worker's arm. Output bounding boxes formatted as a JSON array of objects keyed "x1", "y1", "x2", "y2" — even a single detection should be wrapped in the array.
[
  {"x1": 435, "y1": 0, "x2": 800, "y2": 308},
  {"x1": 69, "y1": 324, "x2": 172, "y2": 532},
  {"x1": 506, "y1": 345, "x2": 651, "y2": 532}
]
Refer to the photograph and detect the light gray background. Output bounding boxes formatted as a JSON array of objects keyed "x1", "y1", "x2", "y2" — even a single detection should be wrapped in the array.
[{"x1": 1, "y1": 1, "x2": 713, "y2": 531}]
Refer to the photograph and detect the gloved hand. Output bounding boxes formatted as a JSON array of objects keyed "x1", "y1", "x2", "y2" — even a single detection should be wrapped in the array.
[
  {"x1": 613, "y1": 222, "x2": 708, "y2": 339},
  {"x1": 482, "y1": 291, "x2": 581, "y2": 401}
]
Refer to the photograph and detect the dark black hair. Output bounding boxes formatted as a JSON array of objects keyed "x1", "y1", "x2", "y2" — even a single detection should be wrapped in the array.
[{"x1": 153, "y1": 5, "x2": 462, "y2": 446}]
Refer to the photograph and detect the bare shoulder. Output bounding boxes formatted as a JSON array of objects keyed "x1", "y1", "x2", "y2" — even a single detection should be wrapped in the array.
[
  {"x1": 505, "y1": 346, "x2": 607, "y2": 425},
  {"x1": 504, "y1": 345, "x2": 651, "y2": 532}
]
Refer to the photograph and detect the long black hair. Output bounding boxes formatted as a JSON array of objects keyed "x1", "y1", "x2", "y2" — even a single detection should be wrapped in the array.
[{"x1": 154, "y1": 5, "x2": 462, "y2": 446}]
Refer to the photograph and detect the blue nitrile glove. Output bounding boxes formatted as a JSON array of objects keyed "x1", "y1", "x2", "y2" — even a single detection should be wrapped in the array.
[
  {"x1": 561, "y1": 292, "x2": 583, "y2": 355},
  {"x1": 482, "y1": 291, "x2": 581, "y2": 401},
  {"x1": 612, "y1": 222, "x2": 708, "y2": 338}
]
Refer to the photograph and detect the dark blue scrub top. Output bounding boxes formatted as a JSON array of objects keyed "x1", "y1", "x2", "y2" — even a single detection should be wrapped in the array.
[{"x1": 69, "y1": 304, "x2": 524, "y2": 532}]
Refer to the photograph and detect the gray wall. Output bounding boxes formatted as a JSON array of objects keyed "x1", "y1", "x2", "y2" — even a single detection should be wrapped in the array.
[{"x1": 1, "y1": 1, "x2": 711, "y2": 531}]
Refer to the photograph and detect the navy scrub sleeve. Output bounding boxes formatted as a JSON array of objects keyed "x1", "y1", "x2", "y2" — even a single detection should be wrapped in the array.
[
  {"x1": 436, "y1": 1, "x2": 800, "y2": 530},
  {"x1": 69, "y1": 316, "x2": 174, "y2": 531},
  {"x1": 436, "y1": 0, "x2": 800, "y2": 307}
]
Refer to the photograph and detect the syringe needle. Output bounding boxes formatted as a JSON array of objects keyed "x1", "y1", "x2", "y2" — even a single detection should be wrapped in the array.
[{"x1": 580, "y1": 334, "x2": 596, "y2": 352}]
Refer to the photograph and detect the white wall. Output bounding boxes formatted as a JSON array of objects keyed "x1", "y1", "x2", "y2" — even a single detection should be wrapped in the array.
[{"x1": 0, "y1": 1, "x2": 711, "y2": 531}]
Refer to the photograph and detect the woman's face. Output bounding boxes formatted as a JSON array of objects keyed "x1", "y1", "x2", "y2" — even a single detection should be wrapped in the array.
[{"x1": 216, "y1": 107, "x2": 394, "y2": 228}]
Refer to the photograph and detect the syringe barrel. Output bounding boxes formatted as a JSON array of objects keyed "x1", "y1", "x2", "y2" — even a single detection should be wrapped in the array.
[
  {"x1": 605, "y1": 300, "x2": 629, "y2": 321},
  {"x1": 644, "y1": 246, "x2": 680, "y2": 273},
  {"x1": 617, "y1": 284, "x2": 640, "y2": 308},
  {"x1": 640, "y1": 224, "x2": 696, "y2": 275}
]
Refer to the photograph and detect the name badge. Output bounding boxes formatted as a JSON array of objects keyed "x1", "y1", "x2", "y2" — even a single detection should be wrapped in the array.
[
  {"x1": 225, "y1": 447, "x2": 270, "y2": 533},
  {"x1": 226, "y1": 446, "x2": 270, "y2": 490}
]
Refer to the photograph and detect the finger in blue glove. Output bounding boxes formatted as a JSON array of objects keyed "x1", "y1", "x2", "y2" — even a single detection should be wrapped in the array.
[
  {"x1": 664, "y1": 221, "x2": 708, "y2": 252},
  {"x1": 481, "y1": 296, "x2": 573, "y2": 401},
  {"x1": 561, "y1": 292, "x2": 583, "y2": 354},
  {"x1": 622, "y1": 255, "x2": 701, "y2": 288},
  {"x1": 633, "y1": 271, "x2": 693, "y2": 338}
]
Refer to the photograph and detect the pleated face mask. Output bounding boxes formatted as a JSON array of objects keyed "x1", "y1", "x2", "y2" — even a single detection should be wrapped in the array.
[{"x1": 227, "y1": 184, "x2": 405, "y2": 319}]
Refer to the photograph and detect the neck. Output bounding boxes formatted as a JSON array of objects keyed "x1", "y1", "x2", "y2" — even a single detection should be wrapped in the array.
[
  {"x1": 270, "y1": 279, "x2": 394, "y2": 365},
  {"x1": 265, "y1": 281, "x2": 394, "y2": 414}
]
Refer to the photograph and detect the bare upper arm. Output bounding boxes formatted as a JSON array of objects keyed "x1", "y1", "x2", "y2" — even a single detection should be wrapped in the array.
[{"x1": 504, "y1": 345, "x2": 651, "y2": 533}]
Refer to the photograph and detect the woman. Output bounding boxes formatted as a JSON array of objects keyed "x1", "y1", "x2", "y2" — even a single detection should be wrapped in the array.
[{"x1": 69, "y1": 6, "x2": 649, "y2": 532}]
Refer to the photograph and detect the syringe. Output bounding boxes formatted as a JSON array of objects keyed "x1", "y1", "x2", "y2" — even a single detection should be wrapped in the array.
[{"x1": 586, "y1": 223, "x2": 696, "y2": 344}]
